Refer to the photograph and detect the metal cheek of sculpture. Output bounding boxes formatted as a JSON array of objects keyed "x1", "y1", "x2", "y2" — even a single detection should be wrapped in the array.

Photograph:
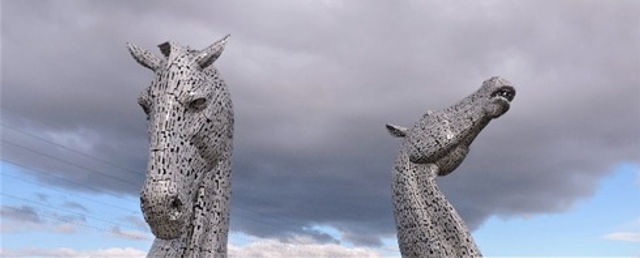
[
  {"x1": 127, "y1": 35, "x2": 233, "y2": 258},
  {"x1": 386, "y1": 76, "x2": 515, "y2": 257}
]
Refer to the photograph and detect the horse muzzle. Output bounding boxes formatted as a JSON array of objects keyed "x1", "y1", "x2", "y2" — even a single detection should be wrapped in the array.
[{"x1": 140, "y1": 180, "x2": 187, "y2": 239}]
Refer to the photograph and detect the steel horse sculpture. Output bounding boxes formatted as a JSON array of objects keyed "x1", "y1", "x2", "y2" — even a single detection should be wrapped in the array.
[
  {"x1": 127, "y1": 35, "x2": 233, "y2": 257},
  {"x1": 386, "y1": 77, "x2": 516, "y2": 257}
]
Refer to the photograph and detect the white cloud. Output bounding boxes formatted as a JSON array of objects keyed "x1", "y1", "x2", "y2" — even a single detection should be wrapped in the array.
[
  {"x1": 0, "y1": 205, "x2": 83, "y2": 234},
  {"x1": 53, "y1": 223, "x2": 79, "y2": 234},
  {"x1": 0, "y1": 239, "x2": 391, "y2": 258},
  {"x1": 229, "y1": 236, "x2": 387, "y2": 258},
  {"x1": 1, "y1": 236, "x2": 393, "y2": 257},
  {"x1": 122, "y1": 215, "x2": 149, "y2": 230},
  {"x1": 0, "y1": 247, "x2": 146, "y2": 258},
  {"x1": 0, "y1": 217, "x2": 79, "y2": 235},
  {"x1": 603, "y1": 232, "x2": 640, "y2": 242},
  {"x1": 0, "y1": 219, "x2": 44, "y2": 233},
  {"x1": 108, "y1": 226, "x2": 151, "y2": 241}
]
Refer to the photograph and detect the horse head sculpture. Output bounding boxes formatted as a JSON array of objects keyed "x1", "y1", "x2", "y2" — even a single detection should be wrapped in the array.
[
  {"x1": 386, "y1": 77, "x2": 516, "y2": 257},
  {"x1": 127, "y1": 35, "x2": 233, "y2": 257}
]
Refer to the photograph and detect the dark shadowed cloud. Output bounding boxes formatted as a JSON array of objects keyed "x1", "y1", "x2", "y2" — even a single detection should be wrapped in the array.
[
  {"x1": 62, "y1": 201, "x2": 89, "y2": 212},
  {"x1": 1, "y1": 0, "x2": 638, "y2": 246}
]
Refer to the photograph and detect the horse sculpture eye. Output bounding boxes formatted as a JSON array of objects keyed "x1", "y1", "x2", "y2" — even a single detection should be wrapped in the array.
[{"x1": 189, "y1": 97, "x2": 208, "y2": 111}]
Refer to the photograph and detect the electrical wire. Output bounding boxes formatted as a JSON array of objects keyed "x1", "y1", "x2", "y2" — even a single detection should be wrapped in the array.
[
  {"x1": 1, "y1": 139, "x2": 140, "y2": 188},
  {"x1": 0, "y1": 123, "x2": 145, "y2": 176},
  {"x1": 1, "y1": 192, "x2": 147, "y2": 231},
  {"x1": 1, "y1": 170, "x2": 140, "y2": 215}
]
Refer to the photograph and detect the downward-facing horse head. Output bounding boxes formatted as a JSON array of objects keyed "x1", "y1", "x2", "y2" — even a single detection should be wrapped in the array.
[{"x1": 127, "y1": 35, "x2": 233, "y2": 257}]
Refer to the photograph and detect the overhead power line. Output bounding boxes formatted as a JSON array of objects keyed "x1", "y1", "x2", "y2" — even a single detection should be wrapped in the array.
[
  {"x1": 0, "y1": 118, "x2": 293, "y2": 232},
  {"x1": 1, "y1": 159, "x2": 128, "y2": 196},
  {"x1": 1, "y1": 160, "x2": 281, "y2": 231},
  {"x1": 2, "y1": 206, "x2": 150, "y2": 241},
  {"x1": 1, "y1": 170, "x2": 140, "y2": 215},
  {"x1": 0, "y1": 123, "x2": 145, "y2": 176},
  {"x1": 1, "y1": 192, "x2": 147, "y2": 232},
  {"x1": 1, "y1": 139, "x2": 140, "y2": 188}
]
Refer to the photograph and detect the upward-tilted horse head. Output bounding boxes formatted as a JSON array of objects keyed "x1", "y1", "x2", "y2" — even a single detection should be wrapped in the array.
[
  {"x1": 387, "y1": 76, "x2": 515, "y2": 176},
  {"x1": 385, "y1": 77, "x2": 516, "y2": 257},
  {"x1": 127, "y1": 35, "x2": 233, "y2": 257}
]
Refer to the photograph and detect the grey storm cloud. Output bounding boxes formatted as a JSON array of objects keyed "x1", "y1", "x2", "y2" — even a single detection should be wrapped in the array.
[
  {"x1": 62, "y1": 201, "x2": 89, "y2": 212},
  {"x1": 0, "y1": 205, "x2": 41, "y2": 224},
  {"x1": 0, "y1": 204, "x2": 85, "y2": 226},
  {"x1": 1, "y1": 0, "x2": 639, "y2": 247}
]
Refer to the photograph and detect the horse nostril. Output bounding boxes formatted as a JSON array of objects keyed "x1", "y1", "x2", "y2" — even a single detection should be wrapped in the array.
[
  {"x1": 167, "y1": 195, "x2": 183, "y2": 221},
  {"x1": 170, "y1": 195, "x2": 183, "y2": 211}
]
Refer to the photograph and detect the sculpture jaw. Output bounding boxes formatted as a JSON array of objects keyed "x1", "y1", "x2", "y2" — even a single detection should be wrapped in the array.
[
  {"x1": 434, "y1": 144, "x2": 469, "y2": 176},
  {"x1": 146, "y1": 212, "x2": 185, "y2": 240}
]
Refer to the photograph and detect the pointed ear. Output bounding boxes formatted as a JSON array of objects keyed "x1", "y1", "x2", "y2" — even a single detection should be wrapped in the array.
[
  {"x1": 386, "y1": 124, "x2": 407, "y2": 138},
  {"x1": 421, "y1": 110, "x2": 435, "y2": 119},
  {"x1": 194, "y1": 34, "x2": 230, "y2": 69},
  {"x1": 126, "y1": 42, "x2": 162, "y2": 71},
  {"x1": 157, "y1": 42, "x2": 171, "y2": 57}
]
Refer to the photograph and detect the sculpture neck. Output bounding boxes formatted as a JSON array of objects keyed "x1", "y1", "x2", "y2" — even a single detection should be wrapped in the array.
[{"x1": 392, "y1": 147, "x2": 481, "y2": 257}]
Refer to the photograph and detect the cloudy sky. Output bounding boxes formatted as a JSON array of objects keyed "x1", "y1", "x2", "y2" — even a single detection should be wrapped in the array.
[{"x1": 1, "y1": 0, "x2": 639, "y2": 257}]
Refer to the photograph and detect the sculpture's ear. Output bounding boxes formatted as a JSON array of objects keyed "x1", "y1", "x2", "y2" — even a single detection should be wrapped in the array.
[
  {"x1": 423, "y1": 110, "x2": 434, "y2": 118},
  {"x1": 126, "y1": 42, "x2": 162, "y2": 71},
  {"x1": 157, "y1": 42, "x2": 171, "y2": 57},
  {"x1": 194, "y1": 34, "x2": 230, "y2": 69},
  {"x1": 386, "y1": 124, "x2": 407, "y2": 138}
]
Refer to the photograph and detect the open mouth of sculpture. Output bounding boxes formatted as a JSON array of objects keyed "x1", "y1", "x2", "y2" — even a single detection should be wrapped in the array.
[
  {"x1": 486, "y1": 86, "x2": 516, "y2": 118},
  {"x1": 490, "y1": 86, "x2": 515, "y2": 102}
]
